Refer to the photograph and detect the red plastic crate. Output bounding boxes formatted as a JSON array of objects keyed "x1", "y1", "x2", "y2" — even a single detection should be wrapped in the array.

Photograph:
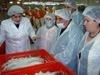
[
  {"x1": 0, "y1": 49, "x2": 56, "y2": 75},
  {"x1": 0, "y1": 42, "x2": 5, "y2": 55},
  {"x1": 2, "y1": 62, "x2": 76, "y2": 75}
]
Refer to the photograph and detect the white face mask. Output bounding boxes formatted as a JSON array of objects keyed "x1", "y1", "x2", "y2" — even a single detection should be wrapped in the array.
[{"x1": 57, "y1": 23, "x2": 65, "y2": 29}]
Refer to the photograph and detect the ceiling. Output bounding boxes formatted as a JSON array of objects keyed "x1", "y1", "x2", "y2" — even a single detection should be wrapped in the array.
[
  {"x1": 0, "y1": 0, "x2": 100, "y2": 6},
  {"x1": 0, "y1": 0, "x2": 65, "y2": 2}
]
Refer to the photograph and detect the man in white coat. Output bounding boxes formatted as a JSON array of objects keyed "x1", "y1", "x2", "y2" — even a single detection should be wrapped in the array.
[
  {"x1": 51, "y1": 9, "x2": 83, "y2": 73},
  {"x1": 64, "y1": 0, "x2": 86, "y2": 34},
  {"x1": 0, "y1": 5, "x2": 40, "y2": 54}
]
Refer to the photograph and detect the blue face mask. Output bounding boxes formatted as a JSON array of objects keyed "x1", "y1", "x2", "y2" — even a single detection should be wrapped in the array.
[{"x1": 45, "y1": 21, "x2": 53, "y2": 27}]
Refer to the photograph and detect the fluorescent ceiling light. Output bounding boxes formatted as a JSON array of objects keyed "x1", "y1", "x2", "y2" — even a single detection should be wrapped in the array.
[
  {"x1": 17, "y1": 1, "x2": 20, "y2": 4},
  {"x1": 23, "y1": 2, "x2": 32, "y2": 5},
  {"x1": 31, "y1": 1, "x2": 38, "y2": 4},
  {"x1": 96, "y1": 0, "x2": 99, "y2": 3},
  {"x1": 60, "y1": 2, "x2": 64, "y2": 4},
  {"x1": 76, "y1": 4, "x2": 84, "y2": 5},
  {"x1": 39, "y1": 2, "x2": 45, "y2": 5},
  {"x1": 23, "y1": 1, "x2": 60, "y2": 5},
  {"x1": 44, "y1": 2, "x2": 59, "y2": 5},
  {"x1": 10, "y1": 1, "x2": 13, "y2": 4}
]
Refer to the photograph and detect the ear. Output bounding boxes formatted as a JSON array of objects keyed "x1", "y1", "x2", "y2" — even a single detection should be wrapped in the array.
[
  {"x1": 95, "y1": 20, "x2": 100, "y2": 28},
  {"x1": 72, "y1": 8, "x2": 75, "y2": 13}
]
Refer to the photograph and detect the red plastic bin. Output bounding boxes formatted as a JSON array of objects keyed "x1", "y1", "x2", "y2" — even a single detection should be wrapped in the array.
[
  {"x1": 2, "y1": 62, "x2": 76, "y2": 75},
  {"x1": 0, "y1": 49, "x2": 56, "y2": 75},
  {"x1": 0, "y1": 42, "x2": 5, "y2": 55}
]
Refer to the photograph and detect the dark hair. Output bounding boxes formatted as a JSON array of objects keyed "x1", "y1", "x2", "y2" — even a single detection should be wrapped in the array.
[
  {"x1": 94, "y1": 20, "x2": 100, "y2": 27},
  {"x1": 99, "y1": 23, "x2": 100, "y2": 27},
  {"x1": 12, "y1": 13, "x2": 23, "y2": 17}
]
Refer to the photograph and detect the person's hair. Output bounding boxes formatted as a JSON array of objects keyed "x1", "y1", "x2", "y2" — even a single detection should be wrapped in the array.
[
  {"x1": 11, "y1": 13, "x2": 23, "y2": 17},
  {"x1": 94, "y1": 20, "x2": 100, "y2": 27},
  {"x1": 99, "y1": 23, "x2": 100, "y2": 27}
]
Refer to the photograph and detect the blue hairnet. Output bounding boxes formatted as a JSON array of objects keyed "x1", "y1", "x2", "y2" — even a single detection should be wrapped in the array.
[
  {"x1": 83, "y1": 6, "x2": 100, "y2": 23},
  {"x1": 64, "y1": 0, "x2": 76, "y2": 9},
  {"x1": 7, "y1": 5, "x2": 23, "y2": 16},
  {"x1": 54, "y1": 9, "x2": 72, "y2": 20},
  {"x1": 44, "y1": 13, "x2": 55, "y2": 23}
]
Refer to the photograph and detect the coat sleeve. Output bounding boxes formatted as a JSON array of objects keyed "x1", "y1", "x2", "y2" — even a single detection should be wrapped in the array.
[
  {"x1": 54, "y1": 32, "x2": 82, "y2": 65},
  {"x1": 28, "y1": 18, "x2": 36, "y2": 39},
  {"x1": 34, "y1": 26, "x2": 43, "y2": 50},
  {"x1": 0, "y1": 23, "x2": 6, "y2": 47},
  {"x1": 49, "y1": 28, "x2": 59, "y2": 54}
]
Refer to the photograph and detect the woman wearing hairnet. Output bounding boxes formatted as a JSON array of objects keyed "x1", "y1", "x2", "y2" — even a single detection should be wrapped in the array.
[
  {"x1": 0, "y1": 5, "x2": 40, "y2": 54},
  {"x1": 34, "y1": 13, "x2": 58, "y2": 53},
  {"x1": 51, "y1": 9, "x2": 83, "y2": 73},
  {"x1": 64, "y1": 0, "x2": 86, "y2": 34},
  {"x1": 77, "y1": 6, "x2": 100, "y2": 75}
]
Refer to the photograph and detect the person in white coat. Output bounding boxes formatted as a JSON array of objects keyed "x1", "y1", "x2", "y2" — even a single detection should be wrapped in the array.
[
  {"x1": 34, "y1": 13, "x2": 58, "y2": 53},
  {"x1": 51, "y1": 9, "x2": 83, "y2": 73},
  {"x1": 64, "y1": 0, "x2": 86, "y2": 34},
  {"x1": 77, "y1": 6, "x2": 100, "y2": 75},
  {"x1": 0, "y1": 5, "x2": 40, "y2": 54}
]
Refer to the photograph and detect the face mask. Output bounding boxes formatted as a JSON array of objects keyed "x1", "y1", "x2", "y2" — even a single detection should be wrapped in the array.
[
  {"x1": 13, "y1": 21, "x2": 19, "y2": 24},
  {"x1": 12, "y1": 20, "x2": 20, "y2": 24},
  {"x1": 57, "y1": 23, "x2": 65, "y2": 29},
  {"x1": 45, "y1": 21, "x2": 53, "y2": 27}
]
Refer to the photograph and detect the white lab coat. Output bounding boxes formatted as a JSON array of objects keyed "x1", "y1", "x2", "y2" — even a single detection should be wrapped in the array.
[
  {"x1": 34, "y1": 25, "x2": 58, "y2": 53},
  {"x1": 0, "y1": 17, "x2": 36, "y2": 54},
  {"x1": 72, "y1": 10, "x2": 86, "y2": 34},
  {"x1": 52, "y1": 21, "x2": 83, "y2": 73},
  {"x1": 77, "y1": 32, "x2": 100, "y2": 75}
]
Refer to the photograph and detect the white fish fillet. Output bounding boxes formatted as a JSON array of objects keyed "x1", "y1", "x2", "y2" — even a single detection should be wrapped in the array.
[{"x1": 2, "y1": 57, "x2": 44, "y2": 71}]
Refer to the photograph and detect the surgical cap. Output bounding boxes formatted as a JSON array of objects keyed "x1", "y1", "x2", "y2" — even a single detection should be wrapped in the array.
[
  {"x1": 42, "y1": 5, "x2": 45, "y2": 9},
  {"x1": 7, "y1": 5, "x2": 23, "y2": 16},
  {"x1": 64, "y1": 0, "x2": 76, "y2": 9},
  {"x1": 35, "y1": 7, "x2": 40, "y2": 10},
  {"x1": 44, "y1": 13, "x2": 55, "y2": 23},
  {"x1": 83, "y1": 6, "x2": 100, "y2": 23},
  {"x1": 52, "y1": 6, "x2": 56, "y2": 10},
  {"x1": 54, "y1": 9, "x2": 72, "y2": 20}
]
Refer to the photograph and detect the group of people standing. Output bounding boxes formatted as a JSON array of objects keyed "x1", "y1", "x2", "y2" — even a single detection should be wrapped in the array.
[
  {"x1": 0, "y1": 0, "x2": 100, "y2": 75},
  {"x1": 25, "y1": 6, "x2": 52, "y2": 31}
]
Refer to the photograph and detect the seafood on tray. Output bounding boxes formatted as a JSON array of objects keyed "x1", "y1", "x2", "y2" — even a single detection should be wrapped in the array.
[{"x1": 2, "y1": 57, "x2": 45, "y2": 71}]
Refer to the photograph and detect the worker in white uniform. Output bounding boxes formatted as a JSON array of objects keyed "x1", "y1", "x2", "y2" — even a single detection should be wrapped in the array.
[
  {"x1": 34, "y1": 13, "x2": 58, "y2": 53},
  {"x1": 0, "y1": 5, "x2": 40, "y2": 54},
  {"x1": 77, "y1": 6, "x2": 100, "y2": 75},
  {"x1": 64, "y1": 0, "x2": 86, "y2": 34},
  {"x1": 51, "y1": 9, "x2": 83, "y2": 73}
]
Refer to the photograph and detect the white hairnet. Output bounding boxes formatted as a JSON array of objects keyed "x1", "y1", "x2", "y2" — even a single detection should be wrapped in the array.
[
  {"x1": 42, "y1": 5, "x2": 45, "y2": 9},
  {"x1": 46, "y1": 7, "x2": 49, "y2": 9},
  {"x1": 54, "y1": 9, "x2": 72, "y2": 20},
  {"x1": 44, "y1": 13, "x2": 55, "y2": 23},
  {"x1": 7, "y1": 5, "x2": 23, "y2": 16},
  {"x1": 83, "y1": 6, "x2": 100, "y2": 23},
  {"x1": 35, "y1": 7, "x2": 40, "y2": 10},
  {"x1": 64, "y1": 0, "x2": 76, "y2": 9},
  {"x1": 52, "y1": 6, "x2": 56, "y2": 10}
]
